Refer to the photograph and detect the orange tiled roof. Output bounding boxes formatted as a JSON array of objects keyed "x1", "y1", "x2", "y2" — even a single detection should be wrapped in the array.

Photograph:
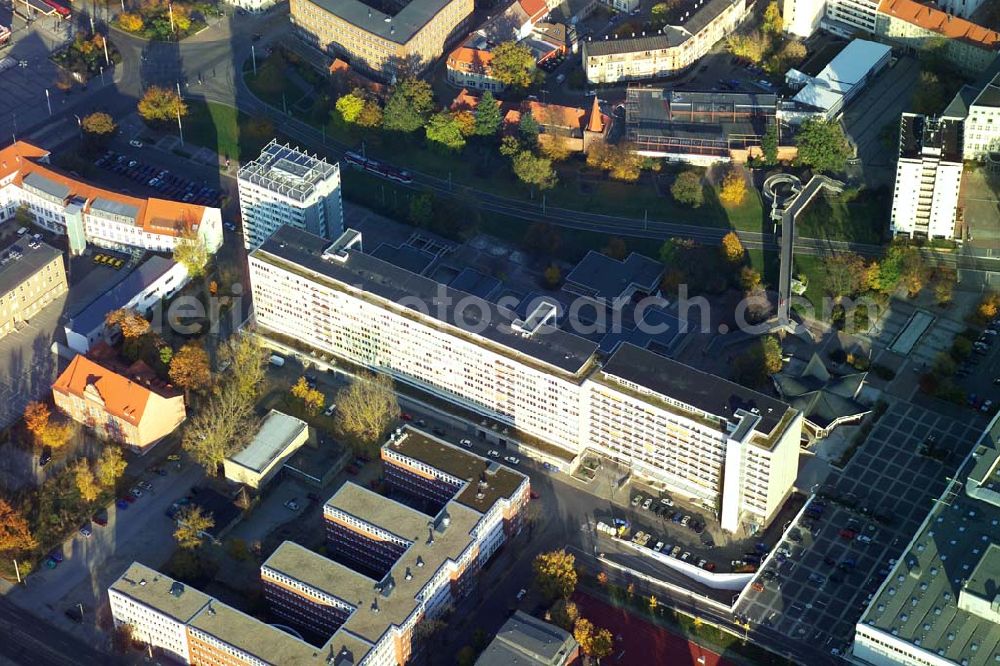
[
  {"x1": 0, "y1": 141, "x2": 206, "y2": 238},
  {"x1": 518, "y1": 0, "x2": 548, "y2": 23},
  {"x1": 447, "y1": 46, "x2": 494, "y2": 73},
  {"x1": 878, "y1": 0, "x2": 1000, "y2": 49},
  {"x1": 53, "y1": 355, "x2": 156, "y2": 425},
  {"x1": 587, "y1": 96, "x2": 604, "y2": 133},
  {"x1": 526, "y1": 101, "x2": 587, "y2": 130},
  {"x1": 328, "y1": 58, "x2": 350, "y2": 74}
]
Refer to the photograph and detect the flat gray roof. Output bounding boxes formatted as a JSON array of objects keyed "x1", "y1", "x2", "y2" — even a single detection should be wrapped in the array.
[
  {"x1": 324, "y1": 483, "x2": 430, "y2": 539},
  {"x1": 253, "y1": 226, "x2": 599, "y2": 376},
  {"x1": 859, "y1": 421, "x2": 1000, "y2": 666},
  {"x1": 600, "y1": 343, "x2": 794, "y2": 437},
  {"x1": 386, "y1": 428, "x2": 528, "y2": 513},
  {"x1": 91, "y1": 197, "x2": 140, "y2": 220},
  {"x1": 0, "y1": 239, "x2": 62, "y2": 299},
  {"x1": 227, "y1": 410, "x2": 308, "y2": 473},
  {"x1": 476, "y1": 611, "x2": 577, "y2": 666},
  {"x1": 187, "y1": 599, "x2": 323, "y2": 665},
  {"x1": 563, "y1": 251, "x2": 662, "y2": 302},
  {"x1": 110, "y1": 562, "x2": 211, "y2": 624},
  {"x1": 22, "y1": 171, "x2": 70, "y2": 200},
  {"x1": 238, "y1": 140, "x2": 339, "y2": 203},
  {"x1": 68, "y1": 255, "x2": 177, "y2": 335},
  {"x1": 295, "y1": 0, "x2": 458, "y2": 45}
]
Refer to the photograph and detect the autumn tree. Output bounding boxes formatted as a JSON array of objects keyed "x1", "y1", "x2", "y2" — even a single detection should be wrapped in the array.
[
  {"x1": 781, "y1": 40, "x2": 807, "y2": 65},
  {"x1": 976, "y1": 292, "x2": 999, "y2": 322},
  {"x1": 650, "y1": 0, "x2": 680, "y2": 27},
  {"x1": 740, "y1": 266, "x2": 761, "y2": 291},
  {"x1": 23, "y1": 401, "x2": 50, "y2": 441},
  {"x1": 763, "y1": 0, "x2": 783, "y2": 35},
  {"x1": 0, "y1": 498, "x2": 36, "y2": 554},
  {"x1": 182, "y1": 384, "x2": 254, "y2": 473},
  {"x1": 550, "y1": 599, "x2": 579, "y2": 631},
  {"x1": 544, "y1": 264, "x2": 561, "y2": 288},
  {"x1": 74, "y1": 459, "x2": 101, "y2": 503},
  {"x1": 336, "y1": 91, "x2": 365, "y2": 123},
  {"x1": 173, "y1": 228, "x2": 209, "y2": 278},
  {"x1": 540, "y1": 136, "x2": 573, "y2": 162},
  {"x1": 220, "y1": 332, "x2": 267, "y2": 403},
  {"x1": 573, "y1": 618, "x2": 614, "y2": 659},
  {"x1": 174, "y1": 506, "x2": 214, "y2": 549},
  {"x1": 106, "y1": 308, "x2": 151, "y2": 339},
  {"x1": 720, "y1": 232, "x2": 745, "y2": 263},
  {"x1": 823, "y1": 252, "x2": 868, "y2": 299},
  {"x1": 137, "y1": 85, "x2": 187, "y2": 124},
  {"x1": 81, "y1": 112, "x2": 117, "y2": 150},
  {"x1": 533, "y1": 549, "x2": 577, "y2": 600},
  {"x1": 727, "y1": 31, "x2": 770, "y2": 64},
  {"x1": 117, "y1": 12, "x2": 143, "y2": 32},
  {"x1": 169, "y1": 342, "x2": 212, "y2": 396},
  {"x1": 718, "y1": 169, "x2": 747, "y2": 207},
  {"x1": 291, "y1": 377, "x2": 325, "y2": 415},
  {"x1": 761, "y1": 335, "x2": 783, "y2": 374},
  {"x1": 490, "y1": 41, "x2": 537, "y2": 90},
  {"x1": 597, "y1": 571, "x2": 609, "y2": 586},
  {"x1": 934, "y1": 267, "x2": 957, "y2": 305},
  {"x1": 95, "y1": 446, "x2": 127, "y2": 488},
  {"x1": 335, "y1": 372, "x2": 400, "y2": 455},
  {"x1": 357, "y1": 99, "x2": 383, "y2": 128},
  {"x1": 671, "y1": 170, "x2": 704, "y2": 207}
]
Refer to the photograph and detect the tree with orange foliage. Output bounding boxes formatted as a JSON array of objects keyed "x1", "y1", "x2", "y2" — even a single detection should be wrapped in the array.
[
  {"x1": 23, "y1": 401, "x2": 51, "y2": 440},
  {"x1": 169, "y1": 342, "x2": 212, "y2": 397},
  {"x1": 720, "y1": 232, "x2": 745, "y2": 263},
  {"x1": 117, "y1": 12, "x2": 143, "y2": 32},
  {"x1": 106, "y1": 308, "x2": 151, "y2": 339},
  {"x1": 0, "y1": 498, "x2": 36, "y2": 554}
]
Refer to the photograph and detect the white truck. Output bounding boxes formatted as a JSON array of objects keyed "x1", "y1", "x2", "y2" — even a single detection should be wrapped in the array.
[{"x1": 268, "y1": 354, "x2": 285, "y2": 367}]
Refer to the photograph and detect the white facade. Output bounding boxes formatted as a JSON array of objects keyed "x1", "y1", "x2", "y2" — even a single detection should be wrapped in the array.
[
  {"x1": 222, "y1": 0, "x2": 282, "y2": 12},
  {"x1": 931, "y1": 0, "x2": 986, "y2": 20},
  {"x1": 890, "y1": 114, "x2": 963, "y2": 240},
  {"x1": 783, "y1": 0, "x2": 826, "y2": 38},
  {"x1": 237, "y1": 140, "x2": 343, "y2": 249},
  {"x1": 109, "y1": 586, "x2": 196, "y2": 663},
  {"x1": 248, "y1": 230, "x2": 801, "y2": 532},
  {"x1": 826, "y1": 0, "x2": 880, "y2": 32}
]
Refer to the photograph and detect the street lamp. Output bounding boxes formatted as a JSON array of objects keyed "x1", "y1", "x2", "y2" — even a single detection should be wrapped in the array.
[
  {"x1": 73, "y1": 114, "x2": 82, "y2": 139},
  {"x1": 44, "y1": 89, "x2": 51, "y2": 116},
  {"x1": 175, "y1": 81, "x2": 184, "y2": 146}
]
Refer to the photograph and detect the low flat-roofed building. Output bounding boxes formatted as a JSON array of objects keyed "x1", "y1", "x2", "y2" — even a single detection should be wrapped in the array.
[
  {"x1": 52, "y1": 354, "x2": 186, "y2": 454},
  {"x1": 476, "y1": 611, "x2": 579, "y2": 665},
  {"x1": 64, "y1": 256, "x2": 188, "y2": 354},
  {"x1": 785, "y1": 38, "x2": 892, "y2": 121},
  {"x1": 853, "y1": 414, "x2": 1000, "y2": 666},
  {"x1": 0, "y1": 237, "x2": 66, "y2": 339},
  {"x1": 625, "y1": 88, "x2": 778, "y2": 164},
  {"x1": 563, "y1": 250, "x2": 662, "y2": 309},
  {"x1": 223, "y1": 410, "x2": 310, "y2": 489}
]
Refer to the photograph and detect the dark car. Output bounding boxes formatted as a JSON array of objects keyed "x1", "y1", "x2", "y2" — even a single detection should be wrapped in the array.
[
  {"x1": 48, "y1": 548, "x2": 64, "y2": 563},
  {"x1": 39, "y1": 447, "x2": 52, "y2": 467},
  {"x1": 92, "y1": 511, "x2": 108, "y2": 527}
]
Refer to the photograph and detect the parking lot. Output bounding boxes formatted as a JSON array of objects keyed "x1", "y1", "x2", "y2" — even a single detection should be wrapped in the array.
[
  {"x1": 734, "y1": 402, "x2": 984, "y2": 656},
  {"x1": 94, "y1": 149, "x2": 224, "y2": 207}
]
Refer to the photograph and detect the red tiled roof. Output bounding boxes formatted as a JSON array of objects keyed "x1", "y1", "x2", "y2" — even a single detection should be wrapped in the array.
[
  {"x1": 53, "y1": 355, "x2": 154, "y2": 424},
  {"x1": 447, "y1": 46, "x2": 494, "y2": 73},
  {"x1": 518, "y1": 0, "x2": 548, "y2": 23},
  {"x1": 587, "y1": 96, "x2": 604, "y2": 133},
  {"x1": 878, "y1": 0, "x2": 1000, "y2": 49}
]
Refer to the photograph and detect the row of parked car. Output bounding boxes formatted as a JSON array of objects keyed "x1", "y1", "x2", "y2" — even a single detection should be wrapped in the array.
[
  {"x1": 94, "y1": 150, "x2": 223, "y2": 207},
  {"x1": 630, "y1": 493, "x2": 705, "y2": 534},
  {"x1": 596, "y1": 521, "x2": 717, "y2": 571}
]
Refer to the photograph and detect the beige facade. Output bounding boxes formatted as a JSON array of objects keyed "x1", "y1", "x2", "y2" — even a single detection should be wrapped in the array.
[
  {"x1": 222, "y1": 410, "x2": 309, "y2": 489},
  {"x1": 0, "y1": 240, "x2": 66, "y2": 339},
  {"x1": 582, "y1": 0, "x2": 747, "y2": 84},
  {"x1": 291, "y1": 0, "x2": 473, "y2": 79},
  {"x1": 52, "y1": 355, "x2": 186, "y2": 454}
]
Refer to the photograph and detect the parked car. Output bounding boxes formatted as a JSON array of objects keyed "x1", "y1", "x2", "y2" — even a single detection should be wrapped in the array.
[
  {"x1": 642, "y1": 497, "x2": 653, "y2": 510},
  {"x1": 92, "y1": 511, "x2": 108, "y2": 527},
  {"x1": 116, "y1": 498, "x2": 130, "y2": 510},
  {"x1": 659, "y1": 497, "x2": 674, "y2": 507},
  {"x1": 488, "y1": 450, "x2": 500, "y2": 458},
  {"x1": 284, "y1": 499, "x2": 300, "y2": 511},
  {"x1": 323, "y1": 403, "x2": 336, "y2": 417},
  {"x1": 504, "y1": 455, "x2": 520, "y2": 465},
  {"x1": 79, "y1": 523, "x2": 92, "y2": 538},
  {"x1": 129, "y1": 139, "x2": 143, "y2": 148},
  {"x1": 653, "y1": 541, "x2": 664, "y2": 552},
  {"x1": 400, "y1": 412, "x2": 413, "y2": 421},
  {"x1": 459, "y1": 438, "x2": 472, "y2": 448},
  {"x1": 166, "y1": 454, "x2": 181, "y2": 462},
  {"x1": 631, "y1": 494, "x2": 643, "y2": 507},
  {"x1": 39, "y1": 447, "x2": 52, "y2": 467},
  {"x1": 48, "y1": 548, "x2": 64, "y2": 563},
  {"x1": 516, "y1": 588, "x2": 527, "y2": 601}
]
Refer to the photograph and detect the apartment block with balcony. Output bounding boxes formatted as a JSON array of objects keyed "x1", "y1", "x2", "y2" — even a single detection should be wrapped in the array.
[
  {"x1": 890, "y1": 113, "x2": 963, "y2": 240},
  {"x1": 581, "y1": 0, "x2": 747, "y2": 84},
  {"x1": 0, "y1": 237, "x2": 66, "y2": 340},
  {"x1": 237, "y1": 140, "x2": 343, "y2": 250},
  {"x1": 290, "y1": 0, "x2": 473, "y2": 81},
  {"x1": 0, "y1": 142, "x2": 222, "y2": 256},
  {"x1": 247, "y1": 226, "x2": 802, "y2": 533}
]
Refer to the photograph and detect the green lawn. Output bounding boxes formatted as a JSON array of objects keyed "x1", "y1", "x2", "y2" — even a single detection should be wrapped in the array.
[
  {"x1": 792, "y1": 254, "x2": 827, "y2": 310},
  {"x1": 244, "y1": 57, "x2": 310, "y2": 110},
  {"x1": 184, "y1": 101, "x2": 269, "y2": 163},
  {"x1": 796, "y1": 191, "x2": 888, "y2": 244}
]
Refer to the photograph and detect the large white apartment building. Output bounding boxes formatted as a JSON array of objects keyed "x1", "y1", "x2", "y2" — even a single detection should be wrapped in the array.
[
  {"x1": 958, "y1": 72, "x2": 1000, "y2": 161},
  {"x1": 890, "y1": 113, "x2": 963, "y2": 240},
  {"x1": 0, "y1": 142, "x2": 222, "y2": 255},
  {"x1": 781, "y1": 0, "x2": 879, "y2": 37},
  {"x1": 248, "y1": 226, "x2": 803, "y2": 533},
  {"x1": 237, "y1": 140, "x2": 343, "y2": 250}
]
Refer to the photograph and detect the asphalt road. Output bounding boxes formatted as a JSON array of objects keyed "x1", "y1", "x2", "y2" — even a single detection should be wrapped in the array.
[{"x1": 0, "y1": 597, "x2": 115, "y2": 666}]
